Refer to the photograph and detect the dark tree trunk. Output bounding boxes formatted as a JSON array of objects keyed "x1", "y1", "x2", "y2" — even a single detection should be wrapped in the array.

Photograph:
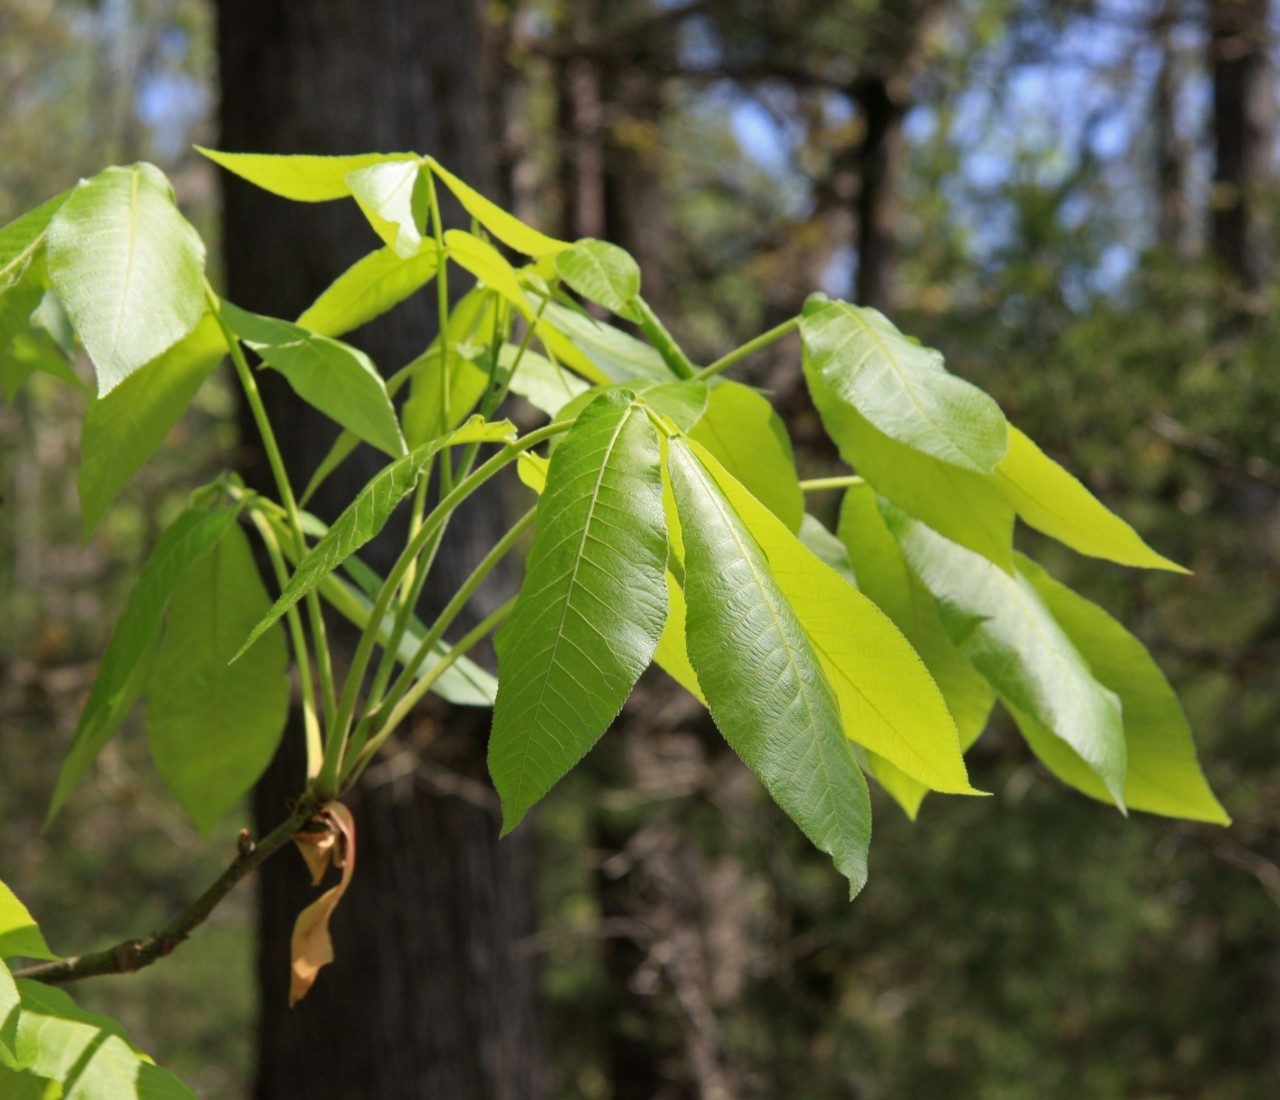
[
  {"x1": 1209, "y1": 0, "x2": 1275, "y2": 294},
  {"x1": 1153, "y1": 2, "x2": 1193, "y2": 260},
  {"x1": 215, "y1": 1, "x2": 543, "y2": 1097},
  {"x1": 852, "y1": 75, "x2": 907, "y2": 312}
]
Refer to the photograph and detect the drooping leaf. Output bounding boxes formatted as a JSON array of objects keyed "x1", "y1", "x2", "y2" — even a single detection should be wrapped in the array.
[
  {"x1": 48, "y1": 504, "x2": 241, "y2": 824},
  {"x1": 444, "y1": 229, "x2": 535, "y2": 322},
  {"x1": 800, "y1": 297, "x2": 1008, "y2": 472},
  {"x1": 146, "y1": 523, "x2": 289, "y2": 833},
  {"x1": 689, "y1": 440, "x2": 976, "y2": 796},
  {"x1": 554, "y1": 239, "x2": 641, "y2": 320},
  {"x1": 537, "y1": 300, "x2": 667, "y2": 383},
  {"x1": 401, "y1": 345, "x2": 489, "y2": 447},
  {"x1": 502, "y1": 344, "x2": 590, "y2": 418},
  {"x1": 491, "y1": 391, "x2": 668, "y2": 832},
  {"x1": 238, "y1": 418, "x2": 515, "y2": 657},
  {"x1": 1, "y1": 331, "x2": 82, "y2": 400},
  {"x1": 838, "y1": 484, "x2": 995, "y2": 817},
  {"x1": 9, "y1": 980, "x2": 195, "y2": 1099},
  {"x1": 346, "y1": 160, "x2": 427, "y2": 258},
  {"x1": 1015, "y1": 555, "x2": 1228, "y2": 823},
  {"x1": 887, "y1": 506, "x2": 1128, "y2": 808},
  {"x1": 427, "y1": 158, "x2": 569, "y2": 256},
  {"x1": 297, "y1": 245, "x2": 439, "y2": 338},
  {"x1": 290, "y1": 804, "x2": 355, "y2": 1006},
  {"x1": 0, "y1": 190, "x2": 68, "y2": 288},
  {"x1": 219, "y1": 300, "x2": 405, "y2": 458},
  {"x1": 667, "y1": 437, "x2": 871, "y2": 896},
  {"x1": 47, "y1": 164, "x2": 206, "y2": 394},
  {"x1": 994, "y1": 426, "x2": 1188, "y2": 572},
  {"x1": 0, "y1": 268, "x2": 44, "y2": 357},
  {"x1": 78, "y1": 313, "x2": 224, "y2": 539},
  {"x1": 688, "y1": 380, "x2": 804, "y2": 532},
  {"x1": 807, "y1": 366, "x2": 1015, "y2": 569},
  {"x1": 0, "y1": 882, "x2": 56, "y2": 961},
  {"x1": 196, "y1": 147, "x2": 416, "y2": 202}
]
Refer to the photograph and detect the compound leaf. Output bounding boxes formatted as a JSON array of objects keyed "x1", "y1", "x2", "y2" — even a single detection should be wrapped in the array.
[
  {"x1": 297, "y1": 245, "x2": 439, "y2": 338},
  {"x1": 197, "y1": 147, "x2": 416, "y2": 202}
]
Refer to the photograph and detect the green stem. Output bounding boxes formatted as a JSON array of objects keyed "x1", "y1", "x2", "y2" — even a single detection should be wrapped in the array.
[
  {"x1": 342, "y1": 597, "x2": 515, "y2": 791},
  {"x1": 691, "y1": 316, "x2": 800, "y2": 383},
  {"x1": 799, "y1": 474, "x2": 865, "y2": 492},
  {"x1": 633, "y1": 297, "x2": 695, "y2": 379},
  {"x1": 426, "y1": 169, "x2": 455, "y2": 495}
]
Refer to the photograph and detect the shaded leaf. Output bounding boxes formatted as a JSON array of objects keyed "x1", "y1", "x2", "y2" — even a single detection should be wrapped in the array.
[
  {"x1": 491, "y1": 392, "x2": 668, "y2": 831},
  {"x1": 147, "y1": 523, "x2": 289, "y2": 832},
  {"x1": 49, "y1": 505, "x2": 241, "y2": 823},
  {"x1": 220, "y1": 301, "x2": 405, "y2": 458},
  {"x1": 1, "y1": 331, "x2": 82, "y2": 400},
  {"x1": 807, "y1": 366, "x2": 1015, "y2": 568},
  {"x1": 887, "y1": 507, "x2": 1128, "y2": 808},
  {"x1": 238, "y1": 418, "x2": 515, "y2": 657},
  {"x1": 290, "y1": 804, "x2": 355, "y2": 1006},
  {"x1": 401, "y1": 345, "x2": 489, "y2": 447},
  {"x1": 427, "y1": 158, "x2": 569, "y2": 256},
  {"x1": 1015, "y1": 554, "x2": 1228, "y2": 823},
  {"x1": 798, "y1": 514, "x2": 857, "y2": 587},
  {"x1": 10, "y1": 980, "x2": 194, "y2": 1098},
  {"x1": 196, "y1": 147, "x2": 416, "y2": 202},
  {"x1": 297, "y1": 245, "x2": 439, "y2": 338},
  {"x1": 689, "y1": 379, "x2": 804, "y2": 532},
  {"x1": 78, "y1": 314, "x2": 224, "y2": 539},
  {"x1": 667, "y1": 437, "x2": 871, "y2": 896},
  {"x1": 47, "y1": 164, "x2": 205, "y2": 394},
  {"x1": 555, "y1": 239, "x2": 641, "y2": 320},
  {"x1": 994, "y1": 426, "x2": 1187, "y2": 572},
  {"x1": 0, "y1": 191, "x2": 68, "y2": 288},
  {"x1": 536, "y1": 299, "x2": 666, "y2": 383},
  {"x1": 0, "y1": 882, "x2": 56, "y2": 961},
  {"x1": 503, "y1": 344, "x2": 590, "y2": 418},
  {"x1": 800, "y1": 297, "x2": 1008, "y2": 472}
]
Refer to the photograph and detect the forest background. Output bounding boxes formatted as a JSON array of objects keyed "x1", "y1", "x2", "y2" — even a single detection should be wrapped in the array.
[{"x1": 1, "y1": 0, "x2": 1278, "y2": 1097}]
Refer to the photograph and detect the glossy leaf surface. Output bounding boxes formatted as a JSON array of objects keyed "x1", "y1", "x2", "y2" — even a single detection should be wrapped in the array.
[
  {"x1": 78, "y1": 313, "x2": 224, "y2": 538},
  {"x1": 491, "y1": 392, "x2": 668, "y2": 832},
  {"x1": 346, "y1": 160, "x2": 426, "y2": 258},
  {"x1": 555, "y1": 239, "x2": 641, "y2": 320},
  {"x1": 197, "y1": 147, "x2": 416, "y2": 202},
  {"x1": 48, "y1": 164, "x2": 205, "y2": 394},
  {"x1": 800, "y1": 298, "x2": 1008, "y2": 472},
  {"x1": 667, "y1": 437, "x2": 871, "y2": 896},
  {"x1": 147, "y1": 523, "x2": 289, "y2": 832}
]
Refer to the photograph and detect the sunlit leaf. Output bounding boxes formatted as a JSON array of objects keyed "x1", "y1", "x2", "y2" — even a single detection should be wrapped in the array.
[
  {"x1": 427, "y1": 158, "x2": 569, "y2": 256},
  {"x1": 49, "y1": 504, "x2": 241, "y2": 824},
  {"x1": 491, "y1": 391, "x2": 668, "y2": 832},
  {"x1": 196, "y1": 147, "x2": 416, "y2": 202},
  {"x1": 0, "y1": 882, "x2": 56, "y2": 962},
  {"x1": 346, "y1": 160, "x2": 427, "y2": 258},
  {"x1": 994, "y1": 426, "x2": 1188, "y2": 572},
  {"x1": 297, "y1": 245, "x2": 439, "y2": 338},
  {"x1": 1014, "y1": 555, "x2": 1228, "y2": 823},
  {"x1": 555, "y1": 239, "x2": 641, "y2": 320},
  {"x1": 537, "y1": 299, "x2": 666, "y2": 384},
  {"x1": 47, "y1": 164, "x2": 205, "y2": 394},
  {"x1": 800, "y1": 297, "x2": 1008, "y2": 472},
  {"x1": 887, "y1": 506, "x2": 1128, "y2": 808},
  {"x1": 444, "y1": 229, "x2": 536, "y2": 322},
  {"x1": 401, "y1": 345, "x2": 489, "y2": 447},
  {"x1": 78, "y1": 314, "x2": 224, "y2": 539},
  {"x1": 667, "y1": 437, "x2": 871, "y2": 896},
  {"x1": 220, "y1": 301, "x2": 405, "y2": 458}
]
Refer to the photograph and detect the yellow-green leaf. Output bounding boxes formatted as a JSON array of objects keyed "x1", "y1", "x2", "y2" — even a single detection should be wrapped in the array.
[
  {"x1": 427, "y1": 158, "x2": 569, "y2": 256},
  {"x1": 197, "y1": 147, "x2": 416, "y2": 202}
]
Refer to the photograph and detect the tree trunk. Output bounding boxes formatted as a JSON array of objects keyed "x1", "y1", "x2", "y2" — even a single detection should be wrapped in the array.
[
  {"x1": 1209, "y1": 0, "x2": 1275, "y2": 294},
  {"x1": 215, "y1": 2, "x2": 543, "y2": 1096},
  {"x1": 852, "y1": 75, "x2": 907, "y2": 312}
]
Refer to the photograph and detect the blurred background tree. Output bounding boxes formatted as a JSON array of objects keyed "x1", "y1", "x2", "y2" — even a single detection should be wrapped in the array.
[{"x1": 2, "y1": 0, "x2": 1278, "y2": 1097}]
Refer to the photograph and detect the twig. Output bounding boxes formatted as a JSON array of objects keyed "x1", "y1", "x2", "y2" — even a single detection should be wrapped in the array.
[{"x1": 12, "y1": 800, "x2": 317, "y2": 985}]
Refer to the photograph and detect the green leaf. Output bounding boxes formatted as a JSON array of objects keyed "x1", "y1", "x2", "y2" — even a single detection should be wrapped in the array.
[
  {"x1": 219, "y1": 301, "x2": 405, "y2": 458},
  {"x1": 688, "y1": 379, "x2": 805, "y2": 532},
  {"x1": 0, "y1": 190, "x2": 68, "y2": 288},
  {"x1": 994, "y1": 426, "x2": 1188, "y2": 572},
  {"x1": 1, "y1": 331, "x2": 82, "y2": 400},
  {"x1": 887, "y1": 507, "x2": 1128, "y2": 808},
  {"x1": 798, "y1": 514, "x2": 857, "y2": 587},
  {"x1": 346, "y1": 160, "x2": 427, "y2": 258},
  {"x1": 667, "y1": 436, "x2": 871, "y2": 896},
  {"x1": 635, "y1": 380, "x2": 708, "y2": 432},
  {"x1": 502, "y1": 344, "x2": 590, "y2": 418},
  {"x1": 1015, "y1": 555, "x2": 1228, "y2": 823},
  {"x1": 238, "y1": 417, "x2": 515, "y2": 657},
  {"x1": 0, "y1": 1063, "x2": 59, "y2": 1100},
  {"x1": 490, "y1": 391, "x2": 668, "y2": 832},
  {"x1": 78, "y1": 314, "x2": 224, "y2": 539},
  {"x1": 0, "y1": 882, "x2": 56, "y2": 961},
  {"x1": 427, "y1": 158, "x2": 569, "y2": 256},
  {"x1": 444, "y1": 230, "x2": 535, "y2": 322},
  {"x1": 838, "y1": 484, "x2": 995, "y2": 818},
  {"x1": 0, "y1": 268, "x2": 45, "y2": 357},
  {"x1": 47, "y1": 164, "x2": 206, "y2": 395},
  {"x1": 10, "y1": 980, "x2": 195, "y2": 1099},
  {"x1": 0, "y1": 960, "x2": 18, "y2": 1060},
  {"x1": 401, "y1": 345, "x2": 489, "y2": 448},
  {"x1": 800, "y1": 298, "x2": 1008, "y2": 473},
  {"x1": 652, "y1": 570, "x2": 703, "y2": 700},
  {"x1": 196, "y1": 147, "x2": 416, "y2": 202},
  {"x1": 48, "y1": 504, "x2": 241, "y2": 824},
  {"x1": 554, "y1": 239, "x2": 641, "y2": 320},
  {"x1": 538, "y1": 300, "x2": 667, "y2": 384},
  {"x1": 690, "y1": 440, "x2": 976, "y2": 797},
  {"x1": 146, "y1": 523, "x2": 289, "y2": 832},
  {"x1": 807, "y1": 366, "x2": 1015, "y2": 569},
  {"x1": 297, "y1": 245, "x2": 439, "y2": 338}
]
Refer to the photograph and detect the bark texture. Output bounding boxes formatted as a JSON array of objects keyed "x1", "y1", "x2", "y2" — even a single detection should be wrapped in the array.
[{"x1": 215, "y1": 1, "x2": 543, "y2": 1096}]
